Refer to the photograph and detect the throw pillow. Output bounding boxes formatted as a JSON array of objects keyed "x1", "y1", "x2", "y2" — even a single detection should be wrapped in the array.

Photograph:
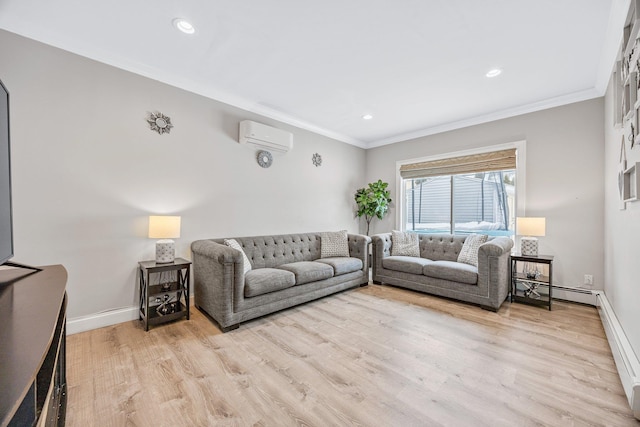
[
  {"x1": 320, "y1": 230, "x2": 350, "y2": 258},
  {"x1": 391, "y1": 230, "x2": 420, "y2": 257},
  {"x1": 224, "y1": 239, "x2": 252, "y2": 275},
  {"x1": 457, "y1": 234, "x2": 489, "y2": 267}
]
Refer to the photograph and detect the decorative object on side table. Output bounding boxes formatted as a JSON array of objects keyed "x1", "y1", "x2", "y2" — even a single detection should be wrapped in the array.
[
  {"x1": 147, "y1": 111, "x2": 173, "y2": 134},
  {"x1": 516, "y1": 217, "x2": 545, "y2": 256},
  {"x1": 148, "y1": 215, "x2": 181, "y2": 263},
  {"x1": 312, "y1": 153, "x2": 322, "y2": 167},
  {"x1": 257, "y1": 150, "x2": 273, "y2": 168},
  {"x1": 524, "y1": 263, "x2": 540, "y2": 279}
]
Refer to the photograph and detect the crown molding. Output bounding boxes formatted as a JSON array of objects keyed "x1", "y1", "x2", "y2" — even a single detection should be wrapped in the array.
[{"x1": 365, "y1": 88, "x2": 602, "y2": 149}]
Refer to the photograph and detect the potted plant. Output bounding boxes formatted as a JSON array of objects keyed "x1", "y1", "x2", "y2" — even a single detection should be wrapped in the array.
[{"x1": 354, "y1": 179, "x2": 392, "y2": 235}]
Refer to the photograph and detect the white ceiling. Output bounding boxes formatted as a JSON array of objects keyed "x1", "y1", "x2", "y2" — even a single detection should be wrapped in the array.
[{"x1": 0, "y1": 0, "x2": 627, "y2": 148}]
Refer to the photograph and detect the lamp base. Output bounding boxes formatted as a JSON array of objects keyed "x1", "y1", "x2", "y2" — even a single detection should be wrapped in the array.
[
  {"x1": 155, "y1": 239, "x2": 175, "y2": 263},
  {"x1": 520, "y1": 236, "x2": 539, "y2": 256}
]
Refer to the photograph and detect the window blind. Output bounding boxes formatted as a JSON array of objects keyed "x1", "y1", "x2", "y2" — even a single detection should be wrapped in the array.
[{"x1": 399, "y1": 148, "x2": 516, "y2": 179}]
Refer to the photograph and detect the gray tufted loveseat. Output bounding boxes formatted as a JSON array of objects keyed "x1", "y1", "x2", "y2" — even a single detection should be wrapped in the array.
[
  {"x1": 191, "y1": 232, "x2": 370, "y2": 332},
  {"x1": 371, "y1": 233, "x2": 513, "y2": 311}
]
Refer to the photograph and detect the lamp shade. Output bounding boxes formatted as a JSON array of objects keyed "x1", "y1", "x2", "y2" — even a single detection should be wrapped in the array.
[
  {"x1": 148, "y1": 216, "x2": 181, "y2": 239},
  {"x1": 516, "y1": 217, "x2": 546, "y2": 237}
]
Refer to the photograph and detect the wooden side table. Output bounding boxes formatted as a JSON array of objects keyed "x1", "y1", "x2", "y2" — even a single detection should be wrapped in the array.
[
  {"x1": 138, "y1": 257, "x2": 191, "y2": 331},
  {"x1": 510, "y1": 253, "x2": 553, "y2": 310}
]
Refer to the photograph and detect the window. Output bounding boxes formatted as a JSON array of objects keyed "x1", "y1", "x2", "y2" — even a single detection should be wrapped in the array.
[
  {"x1": 399, "y1": 147, "x2": 518, "y2": 237},
  {"x1": 404, "y1": 171, "x2": 515, "y2": 236}
]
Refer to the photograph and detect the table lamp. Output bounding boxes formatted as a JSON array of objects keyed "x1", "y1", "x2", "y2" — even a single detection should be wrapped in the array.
[
  {"x1": 148, "y1": 215, "x2": 181, "y2": 263},
  {"x1": 516, "y1": 217, "x2": 545, "y2": 256}
]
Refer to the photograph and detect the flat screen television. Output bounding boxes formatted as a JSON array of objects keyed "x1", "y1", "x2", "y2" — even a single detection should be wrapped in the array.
[
  {"x1": 0, "y1": 78, "x2": 13, "y2": 266},
  {"x1": 0, "y1": 79, "x2": 39, "y2": 272}
]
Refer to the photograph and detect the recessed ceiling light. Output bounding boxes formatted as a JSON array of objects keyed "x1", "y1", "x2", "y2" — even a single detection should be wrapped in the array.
[
  {"x1": 362, "y1": 114, "x2": 373, "y2": 120},
  {"x1": 173, "y1": 18, "x2": 195, "y2": 34},
  {"x1": 486, "y1": 69, "x2": 502, "y2": 78}
]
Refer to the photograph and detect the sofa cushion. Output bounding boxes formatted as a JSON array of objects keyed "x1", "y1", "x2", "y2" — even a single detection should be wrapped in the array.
[
  {"x1": 457, "y1": 234, "x2": 488, "y2": 267},
  {"x1": 320, "y1": 230, "x2": 350, "y2": 258},
  {"x1": 244, "y1": 268, "x2": 296, "y2": 297},
  {"x1": 383, "y1": 256, "x2": 434, "y2": 275},
  {"x1": 316, "y1": 257, "x2": 363, "y2": 276},
  {"x1": 391, "y1": 230, "x2": 420, "y2": 257},
  {"x1": 224, "y1": 238, "x2": 252, "y2": 275},
  {"x1": 423, "y1": 261, "x2": 478, "y2": 285},
  {"x1": 276, "y1": 261, "x2": 334, "y2": 285}
]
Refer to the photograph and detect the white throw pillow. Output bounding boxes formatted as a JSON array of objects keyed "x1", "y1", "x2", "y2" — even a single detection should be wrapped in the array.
[
  {"x1": 320, "y1": 230, "x2": 350, "y2": 258},
  {"x1": 224, "y1": 239, "x2": 252, "y2": 275},
  {"x1": 457, "y1": 234, "x2": 489, "y2": 267},
  {"x1": 391, "y1": 230, "x2": 420, "y2": 257}
]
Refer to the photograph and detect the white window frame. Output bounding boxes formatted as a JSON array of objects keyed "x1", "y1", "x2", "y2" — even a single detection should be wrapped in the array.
[{"x1": 395, "y1": 140, "x2": 526, "y2": 232}]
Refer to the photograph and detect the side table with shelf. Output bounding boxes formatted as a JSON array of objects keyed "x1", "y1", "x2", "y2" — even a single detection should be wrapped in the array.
[
  {"x1": 138, "y1": 257, "x2": 191, "y2": 331},
  {"x1": 510, "y1": 253, "x2": 553, "y2": 311}
]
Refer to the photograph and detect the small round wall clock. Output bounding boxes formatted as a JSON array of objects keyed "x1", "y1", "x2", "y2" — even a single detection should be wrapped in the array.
[
  {"x1": 312, "y1": 153, "x2": 322, "y2": 167},
  {"x1": 257, "y1": 150, "x2": 273, "y2": 168}
]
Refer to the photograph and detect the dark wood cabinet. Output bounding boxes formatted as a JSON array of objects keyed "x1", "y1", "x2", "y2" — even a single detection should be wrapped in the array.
[{"x1": 0, "y1": 265, "x2": 67, "y2": 427}]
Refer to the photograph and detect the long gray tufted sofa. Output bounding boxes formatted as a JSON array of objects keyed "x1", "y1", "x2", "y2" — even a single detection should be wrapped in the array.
[
  {"x1": 371, "y1": 233, "x2": 513, "y2": 311},
  {"x1": 191, "y1": 232, "x2": 371, "y2": 332}
]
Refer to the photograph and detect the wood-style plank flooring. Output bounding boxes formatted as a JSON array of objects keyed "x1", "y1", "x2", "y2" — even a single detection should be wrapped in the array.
[{"x1": 66, "y1": 285, "x2": 639, "y2": 426}]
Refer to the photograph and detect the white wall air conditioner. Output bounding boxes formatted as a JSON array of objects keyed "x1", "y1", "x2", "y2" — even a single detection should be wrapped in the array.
[{"x1": 238, "y1": 120, "x2": 293, "y2": 153}]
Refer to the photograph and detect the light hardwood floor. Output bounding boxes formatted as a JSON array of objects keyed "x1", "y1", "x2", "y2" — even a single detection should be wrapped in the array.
[{"x1": 66, "y1": 285, "x2": 639, "y2": 426}]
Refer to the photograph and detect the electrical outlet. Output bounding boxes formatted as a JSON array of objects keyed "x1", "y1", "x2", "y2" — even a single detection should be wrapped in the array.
[{"x1": 584, "y1": 274, "x2": 593, "y2": 286}]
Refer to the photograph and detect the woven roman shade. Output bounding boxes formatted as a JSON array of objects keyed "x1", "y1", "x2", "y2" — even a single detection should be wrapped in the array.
[{"x1": 399, "y1": 148, "x2": 516, "y2": 179}]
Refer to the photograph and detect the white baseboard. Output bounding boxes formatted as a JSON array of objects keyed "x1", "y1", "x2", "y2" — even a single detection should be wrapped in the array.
[
  {"x1": 66, "y1": 295, "x2": 195, "y2": 335},
  {"x1": 595, "y1": 291, "x2": 640, "y2": 420},
  {"x1": 66, "y1": 306, "x2": 139, "y2": 335}
]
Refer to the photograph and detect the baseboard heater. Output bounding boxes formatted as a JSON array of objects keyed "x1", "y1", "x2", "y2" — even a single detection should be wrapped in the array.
[
  {"x1": 551, "y1": 284, "x2": 597, "y2": 305},
  {"x1": 595, "y1": 291, "x2": 640, "y2": 419}
]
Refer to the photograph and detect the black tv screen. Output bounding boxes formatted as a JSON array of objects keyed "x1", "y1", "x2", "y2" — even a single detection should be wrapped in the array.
[{"x1": 0, "y1": 79, "x2": 13, "y2": 265}]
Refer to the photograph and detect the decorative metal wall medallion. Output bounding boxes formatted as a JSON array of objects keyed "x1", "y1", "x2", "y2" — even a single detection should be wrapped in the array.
[
  {"x1": 312, "y1": 153, "x2": 322, "y2": 167},
  {"x1": 147, "y1": 112, "x2": 173, "y2": 134},
  {"x1": 257, "y1": 150, "x2": 273, "y2": 168}
]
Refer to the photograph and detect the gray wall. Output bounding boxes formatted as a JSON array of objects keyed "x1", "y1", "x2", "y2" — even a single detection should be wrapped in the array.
[
  {"x1": 604, "y1": 75, "x2": 640, "y2": 354},
  {"x1": 366, "y1": 98, "x2": 605, "y2": 290},
  {"x1": 0, "y1": 30, "x2": 366, "y2": 319}
]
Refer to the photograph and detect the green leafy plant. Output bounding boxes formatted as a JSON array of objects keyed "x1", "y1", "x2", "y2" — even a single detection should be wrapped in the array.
[{"x1": 354, "y1": 179, "x2": 392, "y2": 235}]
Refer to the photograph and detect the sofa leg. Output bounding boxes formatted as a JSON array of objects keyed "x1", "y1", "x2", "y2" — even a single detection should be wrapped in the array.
[
  {"x1": 221, "y1": 324, "x2": 240, "y2": 333},
  {"x1": 360, "y1": 282, "x2": 369, "y2": 287},
  {"x1": 372, "y1": 280, "x2": 383, "y2": 285}
]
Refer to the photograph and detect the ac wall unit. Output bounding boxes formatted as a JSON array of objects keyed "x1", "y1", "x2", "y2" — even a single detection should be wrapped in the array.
[{"x1": 238, "y1": 120, "x2": 293, "y2": 153}]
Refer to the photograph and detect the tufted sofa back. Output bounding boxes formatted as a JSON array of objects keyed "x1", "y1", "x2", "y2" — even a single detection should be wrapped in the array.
[
  {"x1": 419, "y1": 234, "x2": 467, "y2": 261},
  {"x1": 377, "y1": 233, "x2": 467, "y2": 261},
  {"x1": 213, "y1": 233, "x2": 322, "y2": 269}
]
